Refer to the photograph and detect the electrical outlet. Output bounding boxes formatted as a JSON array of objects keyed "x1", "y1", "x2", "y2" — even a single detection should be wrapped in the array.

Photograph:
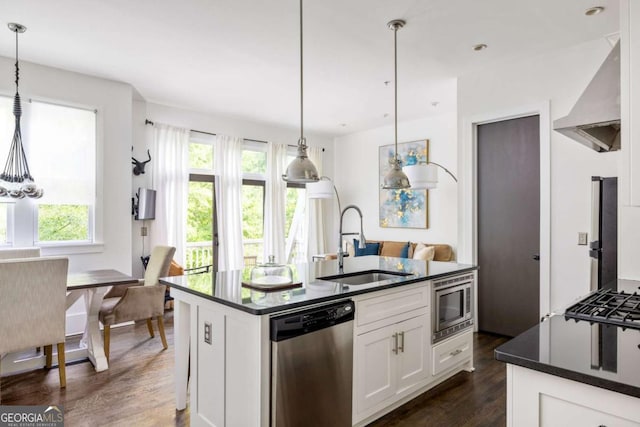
[
  {"x1": 204, "y1": 322, "x2": 212, "y2": 345},
  {"x1": 140, "y1": 226, "x2": 148, "y2": 237},
  {"x1": 578, "y1": 232, "x2": 588, "y2": 245}
]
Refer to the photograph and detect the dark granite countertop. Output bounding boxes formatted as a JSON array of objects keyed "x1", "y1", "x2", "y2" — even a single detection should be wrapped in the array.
[
  {"x1": 161, "y1": 255, "x2": 477, "y2": 315},
  {"x1": 495, "y1": 279, "x2": 640, "y2": 399}
]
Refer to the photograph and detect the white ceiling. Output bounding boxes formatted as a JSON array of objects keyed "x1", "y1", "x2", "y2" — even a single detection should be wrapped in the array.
[{"x1": 0, "y1": 0, "x2": 620, "y2": 136}]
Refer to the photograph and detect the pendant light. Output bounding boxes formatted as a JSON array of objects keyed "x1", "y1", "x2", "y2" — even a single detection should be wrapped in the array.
[
  {"x1": 282, "y1": 0, "x2": 319, "y2": 183},
  {"x1": 381, "y1": 19, "x2": 410, "y2": 190},
  {"x1": 0, "y1": 23, "x2": 43, "y2": 199}
]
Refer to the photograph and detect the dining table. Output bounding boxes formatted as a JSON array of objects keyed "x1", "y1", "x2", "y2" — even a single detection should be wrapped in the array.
[{"x1": 65, "y1": 269, "x2": 138, "y2": 372}]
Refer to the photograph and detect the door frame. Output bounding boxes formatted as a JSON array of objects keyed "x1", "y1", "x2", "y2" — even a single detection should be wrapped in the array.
[{"x1": 459, "y1": 102, "x2": 551, "y2": 323}]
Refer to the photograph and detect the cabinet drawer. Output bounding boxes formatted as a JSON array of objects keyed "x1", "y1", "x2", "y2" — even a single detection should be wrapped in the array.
[
  {"x1": 356, "y1": 285, "x2": 429, "y2": 327},
  {"x1": 540, "y1": 393, "x2": 640, "y2": 427},
  {"x1": 432, "y1": 331, "x2": 472, "y2": 376}
]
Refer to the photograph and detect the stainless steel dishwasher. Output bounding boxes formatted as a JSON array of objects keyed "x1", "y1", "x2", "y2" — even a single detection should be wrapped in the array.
[{"x1": 270, "y1": 300, "x2": 354, "y2": 427}]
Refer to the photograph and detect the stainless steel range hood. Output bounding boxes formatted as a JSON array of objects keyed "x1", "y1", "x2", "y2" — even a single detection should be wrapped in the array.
[{"x1": 553, "y1": 41, "x2": 620, "y2": 152}]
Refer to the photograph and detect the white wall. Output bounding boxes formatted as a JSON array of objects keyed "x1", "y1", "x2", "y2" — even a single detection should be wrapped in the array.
[
  {"x1": 130, "y1": 102, "x2": 336, "y2": 277},
  {"x1": 333, "y1": 113, "x2": 458, "y2": 253},
  {"x1": 457, "y1": 38, "x2": 619, "y2": 312},
  {"x1": 0, "y1": 56, "x2": 133, "y2": 274}
]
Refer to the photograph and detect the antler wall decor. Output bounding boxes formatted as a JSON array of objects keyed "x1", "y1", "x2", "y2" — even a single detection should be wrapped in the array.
[{"x1": 132, "y1": 149, "x2": 151, "y2": 175}]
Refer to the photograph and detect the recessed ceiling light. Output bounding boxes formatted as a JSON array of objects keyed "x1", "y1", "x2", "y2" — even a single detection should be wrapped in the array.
[
  {"x1": 431, "y1": 101, "x2": 439, "y2": 107},
  {"x1": 585, "y1": 6, "x2": 604, "y2": 16},
  {"x1": 340, "y1": 123, "x2": 347, "y2": 127},
  {"x1": 384, "y1": 81, "x2": 391, "y2": 86},
  {"x1": 473, "y1": 44, "x2": 488, "y2": 51},
  {"x1": 384, "y1": 113, "x2": 390, "y2": 118}
]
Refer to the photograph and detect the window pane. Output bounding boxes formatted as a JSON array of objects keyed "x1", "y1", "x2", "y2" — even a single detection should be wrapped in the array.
[
  {"x1": 28, "y1": 102, "x2": 96, "y2": 205},
  {"x1": 0, "y1": 204, "x2": 7, "y2": 243},
  {"x1": 38, "y1": 204, "x2": 89, "y2": 242},
  {"x1": 186, "y1": 181, "x2": 214, "y2": 269},
  {"x1": 242, "y1": 184, "x2": 264, "y2": 263},
  {"x1": 189, "y1": 142, "x2": 213, "y2": 169},
  {"x1": 242, "y1": 150, "x2": 267, "y2": 174}
]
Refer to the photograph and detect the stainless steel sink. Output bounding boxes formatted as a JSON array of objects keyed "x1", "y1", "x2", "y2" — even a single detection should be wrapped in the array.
[{"x1": 317, "y1": 270, "x2": 412, "y2": 286}]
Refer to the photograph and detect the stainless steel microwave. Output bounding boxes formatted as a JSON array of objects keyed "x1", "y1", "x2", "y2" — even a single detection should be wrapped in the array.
[{"x1": 433, "y1": 274, "x2": 473, "y2": 343}]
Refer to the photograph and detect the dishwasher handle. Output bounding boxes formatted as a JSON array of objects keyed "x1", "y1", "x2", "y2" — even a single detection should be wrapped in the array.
[{"x1": 270, "y1": 300, "x2": 355, "y2": 342}]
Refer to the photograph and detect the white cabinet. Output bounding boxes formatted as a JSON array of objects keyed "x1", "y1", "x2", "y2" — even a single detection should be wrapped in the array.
[
  {"x1": 432, "y1": 330, "x2": 473, "y2": 376},
  {"x1": 507, "y1": 364, "x2": 640, "y2": 427},
  {"x1": 354, "y1": 310, "x2": 429, "y2": 423}
]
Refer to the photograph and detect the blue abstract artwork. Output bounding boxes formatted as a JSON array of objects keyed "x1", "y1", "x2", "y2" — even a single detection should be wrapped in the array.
[{"x1": 379, "y1": 140, "x2": 429, "y2": 229}]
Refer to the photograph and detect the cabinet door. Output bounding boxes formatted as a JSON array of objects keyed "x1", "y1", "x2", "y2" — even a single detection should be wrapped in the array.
[
  {"x1": 396, "y1": 315, "x2": 430, "y2": 394},
  {"x1": 354, "y1": 324, "x2": 397, "y2": 414},
  {"x1": 195, "y1": 306, "x2": 225, "y2": 427}
]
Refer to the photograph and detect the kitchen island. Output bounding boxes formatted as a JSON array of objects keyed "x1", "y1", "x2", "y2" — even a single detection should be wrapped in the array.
[
  {"x1": 161, "y1": 255, "x2": 478, "y2": 427},
  {"x1": 495, "y1": 279, "x2": 640, "y2": 426}
]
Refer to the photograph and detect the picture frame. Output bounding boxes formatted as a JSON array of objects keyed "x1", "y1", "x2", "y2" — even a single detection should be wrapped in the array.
[{"x1": 378, "y1": 139, "x2": 429, "y2": 229}]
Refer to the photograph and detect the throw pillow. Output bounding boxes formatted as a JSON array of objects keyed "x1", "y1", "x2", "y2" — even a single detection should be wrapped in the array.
[
  {"x1": 380, "y1": 241, "x2": 410, "y2": 258},
  {"x1": 353, "y1": 239, "x2": 380, "y2": 257},
  {"x1": 413, "y1": 243, "x2": 435, "y2": 261}
]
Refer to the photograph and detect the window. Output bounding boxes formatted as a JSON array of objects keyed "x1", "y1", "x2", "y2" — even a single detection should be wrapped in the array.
[
  {"x1": 285, "y1": 184, "x2": 306, "y2": 263},
  {"x1": 0, "y1": 96, "x2": 96, "y2": 245},
  {"x1": 0, "y1": 203, "x2": 9, "y2": 244},
  {"x1": 186, "y1": 134, "x2": 217, "y2": 270}
]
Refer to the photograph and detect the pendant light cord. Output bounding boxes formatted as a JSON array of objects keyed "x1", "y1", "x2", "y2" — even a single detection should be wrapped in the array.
[
  {"x1": 14, "y1": 29, "x2": 19, "y2": 91},
  {"x1": 299, "y1": 0, "x2": 304, "y2": 146},
  {"x1": 393, "y1": 25, "x2": 398, "y2": 162}
]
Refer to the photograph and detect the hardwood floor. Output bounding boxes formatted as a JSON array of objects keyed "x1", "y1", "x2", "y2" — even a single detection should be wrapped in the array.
[{"x1": 0, "y1": 313, "x2": 508, "y2": 426}]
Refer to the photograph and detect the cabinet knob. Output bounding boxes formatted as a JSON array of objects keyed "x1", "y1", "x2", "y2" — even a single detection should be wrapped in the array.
[
  {"x1": 450, "y1": 349, "x2": 463, "y2": 357},
  {"x1": 392, "y1": 333, "x2": 398, "y2": 354},
  {"x1": 398, "y1": 331, "x2": 405, "y2": 353}
]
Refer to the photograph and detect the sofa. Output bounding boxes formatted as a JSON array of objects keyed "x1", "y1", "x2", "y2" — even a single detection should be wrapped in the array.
[{"x1": 343, "y1": 239, "x2": 454, "y2": 262}]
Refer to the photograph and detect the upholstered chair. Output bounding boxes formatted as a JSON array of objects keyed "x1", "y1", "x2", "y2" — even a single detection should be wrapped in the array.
[
  {"x1": 0, "y1": 247, "x2": 41, "y2": 259},
  {"x1": 0, "y1": 257, "x2": 69, "y2": 400},
  {"x1": 99, "y1": 245, "x2": 176, "y2": 361}
]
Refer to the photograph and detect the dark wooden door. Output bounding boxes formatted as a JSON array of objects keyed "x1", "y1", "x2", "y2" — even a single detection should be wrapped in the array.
[{"x1": 477, "y1": 116, "x2": 540, "y2": 337}]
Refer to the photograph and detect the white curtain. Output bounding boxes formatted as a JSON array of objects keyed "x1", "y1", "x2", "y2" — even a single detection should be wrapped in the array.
[
  {"x1": 264, "y1": 143, "x2": 288, "y2": 263},
  {"x1": 305, "y1": 146, "x2": 326, "y2": 259},
  {"x1": 150, "y1": 123, "x2": 190, "y2": 264},
  {"x1": 214, "y1": 134, "x2": 244, "y2": 271}
]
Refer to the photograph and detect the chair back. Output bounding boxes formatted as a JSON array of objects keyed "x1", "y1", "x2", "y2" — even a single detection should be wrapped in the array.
[
  {"x1": 144, "y1": 246, "x2": 176, "y2": 286},
  {"x1": 0, "y1": 257, "x2": 68, "y2": 354},
  {"x1": 0, "y1": 247, "x2": 41, "y2": 259}
]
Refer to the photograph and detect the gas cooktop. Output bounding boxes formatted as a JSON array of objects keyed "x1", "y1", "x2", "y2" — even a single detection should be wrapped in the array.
[{"x1": 564, "y1": 288, "x2": 640, "y2": 330}]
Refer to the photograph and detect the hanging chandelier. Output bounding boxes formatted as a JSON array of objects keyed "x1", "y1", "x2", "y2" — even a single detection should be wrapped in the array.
[
  {"x1": 381, "y1": 19, "x2": 410, "y2": 190},
  {"x1": 0, "y1": 23, "x2": 43, "y2": 199},
  {"x1": 282, "y1": 0, "x2": 319, "y2": 183}
]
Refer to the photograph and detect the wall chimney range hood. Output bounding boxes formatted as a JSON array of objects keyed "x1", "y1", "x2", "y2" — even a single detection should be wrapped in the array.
[{"x1": 553, "y1": 41, "x2": 620, "y2": 152}]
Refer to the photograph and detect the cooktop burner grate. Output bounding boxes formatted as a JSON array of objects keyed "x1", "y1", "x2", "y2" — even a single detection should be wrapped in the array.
[{"x1": 564, "y1": 289, "x2": 640, "y2": 330}]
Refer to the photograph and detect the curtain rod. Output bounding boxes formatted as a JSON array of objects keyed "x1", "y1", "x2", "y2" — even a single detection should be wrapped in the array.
[{"x1": 145, "y1": 118, "x2": 324, "y2": 151}]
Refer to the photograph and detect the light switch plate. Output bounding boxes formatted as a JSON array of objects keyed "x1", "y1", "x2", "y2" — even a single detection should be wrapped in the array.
[
  {"x1": 204, "y1": 322, "x2": 212, "y2": 345},
  {"x1": 578, "y1": 232, "x2": 588, "y2": 245}
]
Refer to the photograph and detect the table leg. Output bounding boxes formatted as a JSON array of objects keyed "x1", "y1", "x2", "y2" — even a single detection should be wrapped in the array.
[
  {"x1": 175, "y1": 298, "x2": 191, "y2": 410},
  {"x1": 82, "y1": 287, "x2": 109, "y2": 372}
]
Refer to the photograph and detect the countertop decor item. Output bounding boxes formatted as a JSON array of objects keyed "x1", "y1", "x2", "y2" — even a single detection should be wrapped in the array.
[
  {"x1": 282, "y1": 0, "x2": 319, "y2": 183},
  {"x1": 249, "y1": 256, "x2": 294, "y2": 287},
  {"x1": 0, "y1": 23, "x2": 43, "y2": 199},
  {"x1": 381, "y1": 19, "x2": 411, "y2": 190}
]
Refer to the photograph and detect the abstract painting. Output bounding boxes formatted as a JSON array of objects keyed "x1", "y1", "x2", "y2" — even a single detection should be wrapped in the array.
[{"x1": 379, "y1": 140, "x2": 429, "y2": 229}]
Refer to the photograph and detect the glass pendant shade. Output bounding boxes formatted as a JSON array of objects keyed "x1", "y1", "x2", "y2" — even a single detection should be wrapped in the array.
[
  {"x1": 403, "y1": 163, "x2": 438, "y2": 189},
  {"x1": 382, "y1": 158, "x2": 410, "y2": 190},
  {"x1": 283, "y1": 141, "x2": 318, "y2": 183}
]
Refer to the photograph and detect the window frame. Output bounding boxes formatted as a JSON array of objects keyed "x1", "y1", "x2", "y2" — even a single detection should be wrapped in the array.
[{"x1": 0, "y1": 94, "x2": 100, "y2": 252}]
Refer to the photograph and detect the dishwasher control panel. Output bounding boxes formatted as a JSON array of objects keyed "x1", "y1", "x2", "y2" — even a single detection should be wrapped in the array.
[{"x1": 270, "y1": 300, "x2": 354, "y2": 342}]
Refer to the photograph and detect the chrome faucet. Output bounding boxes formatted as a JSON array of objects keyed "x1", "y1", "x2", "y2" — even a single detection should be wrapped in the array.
[{"x1": 338, "y1": 205, "x2": 366, "y2": 273}]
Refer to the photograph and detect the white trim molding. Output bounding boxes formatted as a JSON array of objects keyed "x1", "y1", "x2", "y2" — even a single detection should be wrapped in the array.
[{"x1": 459, "y1": 101, "x2": 551, "y2": 319}]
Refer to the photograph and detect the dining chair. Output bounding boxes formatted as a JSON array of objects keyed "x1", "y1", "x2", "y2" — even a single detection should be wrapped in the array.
[
  {"x1": 99, "y1": 245, "x2": 176, "y2": 361},
  {"x1": 0, "y1": 257, "x2": 69, "y2": 401}
]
